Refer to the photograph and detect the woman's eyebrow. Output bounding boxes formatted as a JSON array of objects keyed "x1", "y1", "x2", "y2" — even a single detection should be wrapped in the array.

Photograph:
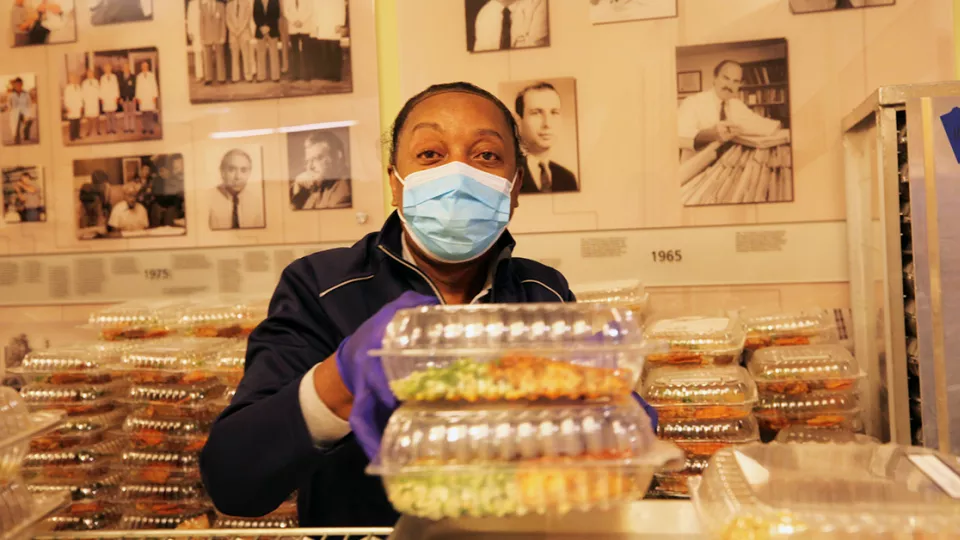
[
  {"x1": 474, "y1": 128, "x2": 503, "y2": 141},
  {"x1": 410, "y1": 122, "x2": 443, "y2": 134}
]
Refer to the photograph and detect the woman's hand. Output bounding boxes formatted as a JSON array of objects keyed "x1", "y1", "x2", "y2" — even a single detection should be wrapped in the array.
[{"x1": 334, "y1": 291, "x2": 438, "y2": 459}]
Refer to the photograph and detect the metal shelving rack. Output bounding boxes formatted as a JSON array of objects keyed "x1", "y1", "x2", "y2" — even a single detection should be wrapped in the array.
[{"x1": 843, "y1": 82, "x2": 960, "y2": 451}]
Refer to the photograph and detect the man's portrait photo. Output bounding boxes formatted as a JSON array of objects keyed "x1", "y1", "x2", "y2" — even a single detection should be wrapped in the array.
[
  {"x1": 208, "y1": 144, "x2": 266, "y2": 230},
  {"x1": 286, "y1": 127, "x2": 352, "y2": 210},
  {"x1": 790, "y1": 0, "x2": 894, "y2": 14},
  {"x1": 60, "y1": 47, "x2": 162, "y2": 146},
  {"x1": 2, "y1": 166, "x2": 45, "y2": 224},
  {"x1": 10, "y1": 0, "x2": 77, "y2": 47},
  {"x1": 185, "y1": 0, "x2": 352, "y2": 104},
  {"x1": 0, "y1": 73, "x2": 39, "y2": 146},
  {"x1": 499, "y1": 77, "x2": 580, "y2": 194},
  {"x1": 676, "y1": 38, "x2": 794, "y2": 206},
  {"x1": 465, "y1": 0, "x2": 549, "y2": 53},
  {"x1": 90, "y1": 0, "x2": 153, "y2": 25},
  {"x1": 589, "y1": 0, "x2": 677, "y2": 25}
]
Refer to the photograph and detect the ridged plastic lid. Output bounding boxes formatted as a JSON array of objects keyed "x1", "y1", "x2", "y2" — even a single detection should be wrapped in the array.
[
  {"x1": 120, "y1": 338, "x2": 233, "y2": 372},
  {"x1": 176, "y1": 296, "x2": 268, "y2": 328},
  {"x1": 641, "y1": 366, "x2": 757, "y2": 407},
  {"x1": 18, "y1": 343, "x2": 126, "y2": 373},
  {"x1": 213, "y1": 341, "x2": 247, "y2": 371},
  {"x1": 87, "y1": 300, "x2": 188, "y2": 329},
  {"x1": 22, "y1": 436, "x2": 126, "y2": 469},
  {"x1": 118, "y1": 504, "x2": 212, "y2": 530},
  {"x1": 114, "y1": 479, "x2": 207, "y2": 503},
  {"x1": 748, "y1": 345, "x2": 861, "y2": 382},
  {"x1": 658, "y1": 417, "x2": 760, "y2": 444},
  {"x1": 125, "y1": 383, "x2": 226, "y2": 405},
  {"x1": 643, "y1": 316, "x2": 746, "y2": 352},
  {"x1": 743, "y1": 311, "x2": 838, "y2": 338},
  {"x1": 572, "y1": 280, "x2": 648, "y2": 313},
  {"x1": 25, "y1": 470, "x2": 122, "y2": 501},
  {"x1": 774, "y1": 426, "x2": 879, "y2": 444},
  {"x1": 21, "y1": 383, "x2": 127, "y2": 406},
  {"x1": 692, "y1": 443, "x2": 960, "y2": 537},
  {"x1": 756, "y1": 390, "x2": 860, "y2": 415}
]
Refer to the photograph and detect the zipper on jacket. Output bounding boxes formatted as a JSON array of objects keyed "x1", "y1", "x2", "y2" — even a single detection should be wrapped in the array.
[{"x1": 377, "y1": 245, "x2": 447, "y2": 304}]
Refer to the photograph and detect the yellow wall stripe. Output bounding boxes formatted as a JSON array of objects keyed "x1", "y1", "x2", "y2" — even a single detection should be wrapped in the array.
[{"x1": 375, "y1": 0, "x2": 402, "y2": 217}]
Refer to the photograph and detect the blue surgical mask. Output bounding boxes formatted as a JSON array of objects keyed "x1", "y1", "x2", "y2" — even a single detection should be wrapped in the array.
[{"x1": 397, "y1": 161, "x2": 515, "y2": 264}]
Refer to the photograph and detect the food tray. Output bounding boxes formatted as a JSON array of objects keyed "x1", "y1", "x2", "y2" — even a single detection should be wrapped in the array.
[
  {"x1": 652, "y1": 455, "x2": 710, "y2": 498},
  {"x1": 642, "y1": 317, "x2": 746, "y2": 370},
  {"x1": 377, "y1": 304, "x2": 653, "y2": 403},
  {"x1": 21, "y1": 383, "x2": 126, "y2": 416},
  {"x1": 692, "y1": 443, "x2": 960, "y2": 539},
  {"x1": 747, "y1": 345, "x2": 862, "y2": 394},
  {"x1": 123, "y1": 407, "x2": 216, "y2": 452},
  {"x1": 176, "y1": 296, "x2": 268, "y2": 338},
  {"x1": 657, "y1": 417, "x2": 760, "y2": 457},
  {"x1": 641, "y1": 367, "x2": 757, "y2": 421},
  {"x1": 29, "y1": 409, "x2": 127, "y2": 452},
  {"x1": 743, "y1": 311, "x2": 839, "y2": 350},
  {"x1": 117, "y1": 503, "x2": 214, "y2": 530},
  {"x1": 773, "y1": 425, "x2": 878, "y2": 444},
  {"x1": 125, "y1": 382, "x2": 226, "y2": 407},
  {"x1": 25, "y1": 470, "x2": 122, "y2": 502},
  {"x1": 14, "y1": 343, "x2": 127, "y2": 385},
  {"x1": 86, "y1": 300, "x2": 187, "y2": 341},
  {"x1": 0, "y1": 406, "x2": 64, "y2": 483},
  {"x1": 213, "y1": 500, "x2": 298, "y2": 529},
  {"x1": 370, "y1": 400, "x2": 682, "y2": 519},
  {"x1": 119, "y1": 338, "x2": 233, "y2": 385},
  {"x1": 114, "y1": 478, "x2": 206, "y2": 503},
  {"x1": 40, "y1": 501, "x2": 123, "y2": 532}
]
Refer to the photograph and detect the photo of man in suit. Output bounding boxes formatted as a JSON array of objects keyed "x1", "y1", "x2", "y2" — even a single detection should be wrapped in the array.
[
  {"x1": 253, "y1": 0, "x2": 281, "y2": 83},
  {"x1": 226, "y1": 0, "x2": 255, "y2": 83},
  {"x1": 89, "y1": 0, "x2": 153, "y2": 25},
  {"x1": 200, "y1": 0, "x2": 227, "y2": 85},
  {"x1": 466, "y1": 0, "x2": 549, "y2": 53},
  {"x1": 288, "y1": 128, "x2": 351, "y2": 210},
  {"x1": 511, "y1": 80, "x2": 579, "y2": 193}
]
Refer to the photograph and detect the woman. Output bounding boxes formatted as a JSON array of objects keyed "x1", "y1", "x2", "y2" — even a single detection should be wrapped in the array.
[{"x1": 201, "y1": 82, "x2": 578, "y2": 526}]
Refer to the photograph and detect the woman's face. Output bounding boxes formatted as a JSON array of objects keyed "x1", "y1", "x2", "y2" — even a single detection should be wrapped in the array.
[{"x1": 390, "y1": 91, "x2": 523, "y2": 213}]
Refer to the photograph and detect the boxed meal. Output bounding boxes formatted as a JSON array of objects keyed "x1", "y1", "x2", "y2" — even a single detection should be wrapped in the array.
[
  {"x1": 41, "y1": 501, "x2": 122, "y2": 531},
  {"x1": 773, "y1": 425, "x2": 878, "y2": 444},
  {"x1": 377, "y1": 304, "x2": 654, "y2": 403},
  {"x1": 118, "y1": 503, "x2": 213, "y2": 530},
  {"x1": 657, "y1": 416, "x2": 760, "y2": 457},
  {"x1": 26, "y1": 470, "x2": 122, "y2": 503},
  {"x1": 176, "y1": 296, "x2": 268, "y2": 338},
  {"x1": 120, "y1": 449, "x2": 201, "y2": 484},
  {"x1": 642, "y1": 317, "x2": 746, "y2": 371},
  {"x1": 211, "y1": 340, "x2": 247, "y2": 387},
  {"x1": 692, "y1": 443, "x2": 960, "y2": 539},
  {"x1": 125, "y1": 382, "x2": 226, "y2": 408},
  {"x1": 86, "y1": 300, "x2": 188, "y2": 341},
  {"x1": 754, "y1": 389, "x2": 863, "y2": 435},
  {"x1": 640, "y1": 366, "x2": 757, "y2": 421},
  {"x1": 115, "y1": 478, "x2": 206, "y2": 503},
  {"x1": 123, "y1": 406, "x2": 216, "y2": 453},
  {"x1": 21, "y1": 436, "x2": 126, "y2": 475},
  {"x1": 119, "y1": 338, "x2": 232, "y2": 385},
  {"x1": 743, "y1": 311, "x2": 839, "y2": 351},
  {"x1": 572, "y1": 280, "x2": 648, "y2": 316},
  {"x1": 213, "y1": 500, "x2": 298, "y2": 529},
  {"x1": 15, "y1": 343, "x2": 127, "y2": 385},
  {"x1": 0, "y1": 388, "x2": 65, "y2": 483},
  {"x1": 21, "y1": 382, "x2": 127, "y2": 416},
  {"x1": 747, "y1": 344, "x2": 862, "y2": 394},
  {"x1": 29, "y1": 409, "x2": 127, "y2": 453},
  {"x1": 652, "y1": 455, "x2": 709, "y2": 497},
  {"x1": 369, "y1": 399, "x2": 682, "y2": 519}
]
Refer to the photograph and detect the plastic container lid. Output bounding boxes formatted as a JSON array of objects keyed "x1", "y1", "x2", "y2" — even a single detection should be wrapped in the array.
[
  {"x1": 25, "y1": 470, "x2": 122, "y2": 502},
  {"x1": 692, "y1": 443, "x2": 960, "y2": 538},
  {"x1": 370, "y1": 400, "x2": 682, "y2": 519},
  {"x1": 213, "y1": 500, "x2": 298, "y2": 529},
  {"x1": 117, "y1": 504, "x2": 213, "y2": 530},
  {"x1": 30, "y1": 409, "x2": 128, "y2": 453},
  {"x1": 657, "y1": 417, "x2": 760, "y2": 457},
  {"x1": 22, "y1": 436, "x2": 126, "y2": 471},
  {"x1": 211, "y1": 341, "x2": 247, "y2": 387},
  {"x1": 643, "y1": 317, "x2": 746, "y2": 369},
  {"x1": 119, "y1": 338, "x2": 232, "y2": 385},
  {"x1": 0, "y1": 403, "x2": 64, "y2": 483},
  {"x1": 755, "y1": 391, "x2": 863, "y2": 432},
  {"x1": 773, "y1": 425, "x2": 879, "y2": 444},
  {"x1": 743, "y1": 310, "x2": 839, "y2": 349},
  {"x1": 15, "y1": 343, "x2": 126, "y2": 385},
  {"x1": 125, "y1": 382, "x2": 226, "y2": 407},
  {"x1": 0, "y1": 387, "x2": 32, "y2": 442},
  {"x1": 86, "y1": 300, "x2": 188, "y2": 340},
  {"x1": 0, "y1": 480, "x2": 34, "y2": 533},
  {"x1": 41, "y1": 502, "x2": 123, "y2": 532},
  {"x1": 653, "y1": 455, "x2": 711, "y2": 497},
  {"x1": 176, "y1": 296, "x2": 268, "y2": 338},
  {"x1": 123, "y1": 407, "x2": 215, "y2": 450},
  {"x1": 114, "y1": 478, "x2": 206, "y2": 503},
  {"x1": 641, "y1": 367, "x2": 758, "y2": 421},
  {"x1": 572, "y1": 280, "x2": 649, "y2": 314},
  {"x1": 748, "y1": 345, "x2": 863, "y2": 394},
  {"x1": 21, "y1": 383, "x2": 126, "y2": 410}
]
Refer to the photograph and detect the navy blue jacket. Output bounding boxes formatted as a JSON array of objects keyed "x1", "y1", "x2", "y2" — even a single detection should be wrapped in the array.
[{"x1": 201, "y1": 213, "x2": 575, "y2": 527}]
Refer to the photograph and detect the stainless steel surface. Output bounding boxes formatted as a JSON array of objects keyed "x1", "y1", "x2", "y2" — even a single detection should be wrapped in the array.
[
  {"x1": 842, "y1": 82, "x2": 960, "y2": 133},
  {"x1": 32, "y1": 527, "x2": 393, "y2": 539}
]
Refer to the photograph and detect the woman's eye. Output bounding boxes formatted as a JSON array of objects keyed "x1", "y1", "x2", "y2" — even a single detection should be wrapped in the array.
[
  {"x1": 478, "y1": 152, "x2": 499, "y2": 161},
  {"x1": 418, "y1": 150, "x2": 441, "y2": 160}
]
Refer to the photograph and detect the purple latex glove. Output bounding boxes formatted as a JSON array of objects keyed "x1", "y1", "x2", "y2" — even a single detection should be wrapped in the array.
[
  {"x1": 336, "y1": 291, "x2": 439, "y2": 460},
  {"x1": 633, "y1": 391, "x2": 658, "y2": 432}
]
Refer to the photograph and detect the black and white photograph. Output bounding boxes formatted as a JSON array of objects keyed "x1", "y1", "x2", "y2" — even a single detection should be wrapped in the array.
[
  {"x1": 90, "y1": 0, "x2": 153, "y2": 25},
  {"x1": 2, "y1": 166, "x2": 45, "y2": 224},
  {"x1": 0, "y1": 73, "x2": 39, "y2": 146},
  {"x1": 185, "y1": 0, "x2": 352, "y2": 104},
  {"x1": 60, "y1": 47, "x2": 162, "y2": 146},
  {"x1": 499, "y1": 77, "x2": 580, "y2": 194},
  {"x1": 465, "y1": 0, "x2": 549, "y2": 53},
  {"x1": 676, "y1": 38, "x2": 794, "y2": 206},
  {"x1": 74, "y1": 153, "x2": 186, "y2": 240},
  {"x1": 589, "y1": 0, "x2": 677, "y2": 25},
  {"x1": 208, "y1": 144, "x2": 266, "y2": 230},
  {"x1": 9, "y1": 0, "x2": 77, "y2": 47},
  {"x1": 287, "y1": 127, "x2": 352, "y2": 210},
  {"x1": 789, "y1": 0, "x2": 894, "y2": 14}
]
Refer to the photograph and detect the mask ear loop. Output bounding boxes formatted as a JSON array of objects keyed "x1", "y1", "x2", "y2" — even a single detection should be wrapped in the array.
[{"x1": 393, "y1": 168, "x2": 409, "y2": 224}]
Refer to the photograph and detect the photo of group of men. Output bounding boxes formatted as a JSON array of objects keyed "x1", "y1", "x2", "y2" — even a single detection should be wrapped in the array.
[
  {"x1": 2, "y1": 166, "x2": 45, "y2": 224},
  {"x1": 185, "y1": 0, "x2": 352, "y2": 103},
  {"x1": 60, "y1": 47, "x2": 161, "y2": 145},
  {"x1": 0, "y1": 74, "x2": 39, "y2": 146},
  {"x1": 74, "y1": 153, "x2": 185, "y2": 240}
]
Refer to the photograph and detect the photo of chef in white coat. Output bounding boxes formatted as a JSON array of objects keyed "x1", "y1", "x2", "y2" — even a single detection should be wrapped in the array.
[{"x1": 60, "y1": 47, "x2": 162, "y2": 146}]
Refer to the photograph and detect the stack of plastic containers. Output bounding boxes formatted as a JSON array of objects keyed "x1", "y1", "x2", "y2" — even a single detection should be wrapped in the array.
[
  {"x1": 113, "y1": 337, "x2": 230, "y2": 530},
  {"x1": 368, "y1": 303, "x2": 682, "y2": 519},
  {"x1": 742, "y1": 311, "x2": 839, "y2": 353},
  {"x1": 175, "y1": 296, "x2": 268, "y2": 339},
  {"x1": 640, "y1": 317, "x2": 759, "y2": 498},
  {"x1": 748, "y1": 344, "x2": 865, "y2": 441},
  {"x1": 573, "y1": 280, "x2": 649, "y2": 320},
  {"x1": 0, "y1": 387, "x2": 68, "y2": 539},
  {"x1": 87, "y1": 301, "x2": 187, "y2": 342},
  {"x1": 692, "y1": 442, "x2": 960, "y2": 539}
]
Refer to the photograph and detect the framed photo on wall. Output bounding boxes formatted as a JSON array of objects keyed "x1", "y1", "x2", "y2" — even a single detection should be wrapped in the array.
[
  {"x1": 74, "y1": 153, "x2": 186, "y2": 240},
  {"x1": 790, "y1": 0, "x2": 894, "y2": 14},
  {"x1": 677, "y1": 71, "x2": 701, "y2": 94},
  {"x1": 10, "y1": 0, "x2": 77, "y2": 47},
  {"x1": 90, "y1": 0, "x2": 154, "y2": 25},
  {"x1": 465, "y1": 0, "x2": 549, "y2": 53},
  {"x1": 676, "y1": 38, "x2": 794, "y2": 207},
  {"x1": 207, "y1": 144, "x2": 266, "y2": 230},
  {"x1": 498, "y1": 77, "x2": 580, "y2": 194},
  {"x1": 0, "y1": 73, "x2": 39, "y2": 146},
  {"x1": 2, "y1": 166, "x2": 45, "y2": 224},
  {"x1": 60, "y1": 47, "x2": 162, "y2": 146},
  {"x1": 185, "y1": 0, "x2": 353, "y2": 104},
  {"x1": 589, "y1": 0, "x2": 677, "y2": 25},
  {"x1": 286, "y1": 127, "x2": 352, "y2": 211}
]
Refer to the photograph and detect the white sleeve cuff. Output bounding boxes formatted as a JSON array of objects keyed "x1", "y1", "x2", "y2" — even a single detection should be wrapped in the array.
[{"x1": 298, "y1": 364, "x2": 352, "y2": 446}]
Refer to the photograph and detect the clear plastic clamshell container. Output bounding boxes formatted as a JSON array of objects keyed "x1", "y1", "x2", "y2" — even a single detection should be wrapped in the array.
[
  {"x1": 125, "y1": 382, "x2": 226, "y2": 409},
  {"x1": 653, "y1": 455, "x2": 710, "y2": 498},
  {"x1": 376, "y1": 303, "x2": 652, "y2": 403},
  {"x1": 87, "y1": 300, "x2": 188, "y2": 341},
  {"x1": 211, "y1": 340, "x2": 247, "y2": 387},
  {"x1": 176, "y1": 296, "x2": 268, "y2": 338},
  {"x1": 123, "y1": 406, "x2": 216, "y2": 453},
  {"x1": 118, "y1": 503, "x2": 213, "y2": 530},
  {"x1": 692, "y1": 443, "x2": 960, "y2": 539},
  {"x1": 743, "y1": 310, "x2": 839, "y2": 351},
  {"x1": 40, "y1": 501, "x2": 123, "y2": 532},
  {"x1": 21, "y1": 383, "x2": 126, "y2": 416},
  {"x1": 114, "y1": 478, "x2": 207, "y2": 503},
  {"x1": 748, "y1": 345, "x2": 863, "y2": 395},
  {"x1": 15, "y1": 343, "x2": 127, "y2": 385},
  {"x1": 641, "y1": 366, "x2": 757, "y2": 421},
  {"x1": 657, "y1": 417, "x2": 760, "y2": 457},
  {"x1": 213, "y1": 500, "x2": 298, "y2": 529},
  {"x1": 0, "y1": 388, "x2": 65, "y2": 483},
  {"x1": 119, "y1": 338, "x2": 232, "y2": 385},
  {"x1": 642, "y1": 317, "x2": 746, "y2": 371},
  {"x1": 21, "y1": 436, "x2": 126, "y2": 476},
  {"x1": 25, "y1": 469, "x2": 122, "y2": 502},
  {"x1": 755, "y1": 390, "x2": 863, "y2": 436},
  {"x1": 120, "y1": 449, "x2": 201, "y2": 484},
  {"x1": 572, "y1": 280, "x2": 649, "y2": 316},
  {"x1": 774, "y1": 425, "x2": 878, "y2": 444},
  {"x1": 29, "y1": 409, "x2": 128, "y2": 452},
  {"x1": 369, "y1": 399, "x2": 683, "y2": 519}
]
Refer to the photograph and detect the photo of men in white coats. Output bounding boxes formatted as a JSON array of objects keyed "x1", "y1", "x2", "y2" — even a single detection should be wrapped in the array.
[
  {"x1": 59, "y1": 47, "x2": 162, "y2": 146},
  {"x1": 185, "y1": 0, "x2": 352, "y2": 103},
  {"x1": 0, "y1": 73, "x2": 40, "y2": 146}
]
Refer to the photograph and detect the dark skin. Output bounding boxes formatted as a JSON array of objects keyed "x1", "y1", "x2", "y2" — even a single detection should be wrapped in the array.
[{"x1": 314, "y1": 91, "x2": 524, "y2": 419}]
